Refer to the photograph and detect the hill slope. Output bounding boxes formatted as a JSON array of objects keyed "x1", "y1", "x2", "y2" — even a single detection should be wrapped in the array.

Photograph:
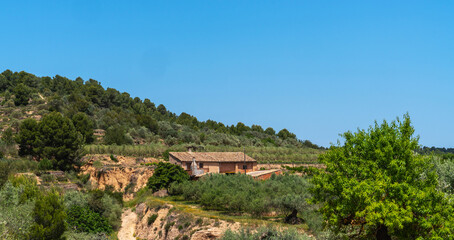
[{"x1": 0, "y1": 69, "x2": 323, "y2": 163}]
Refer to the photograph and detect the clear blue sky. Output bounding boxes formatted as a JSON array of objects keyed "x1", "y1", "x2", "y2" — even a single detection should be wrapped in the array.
[{"x1": 1, "y1": 1, "x2": 453, "y2": 147}]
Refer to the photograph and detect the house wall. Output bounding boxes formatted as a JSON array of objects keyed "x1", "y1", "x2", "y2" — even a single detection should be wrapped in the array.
[
  {"x1": 218, "y1": 162, "x2": 257, "y2": 173},
  {"x1": 219, "y1": 162, "x2": 237, "y2": 173},
  {"x1": 254, "y1": 170, "x2": 282, "y2": 180},
  {"x1": 169, "y1": 155, "x2": 180, "y2": 167},
  {"x1": 169, "y1": 154, "x2": 258, "y2": 175},
  {"x1": 203, "y1": 162, "x2": 220, "y2": 173}
]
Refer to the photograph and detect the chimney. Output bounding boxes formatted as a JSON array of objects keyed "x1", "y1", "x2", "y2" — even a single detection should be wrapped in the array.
[{"x1": 187, "y1": 146, "x2": 193, "y2": 153}]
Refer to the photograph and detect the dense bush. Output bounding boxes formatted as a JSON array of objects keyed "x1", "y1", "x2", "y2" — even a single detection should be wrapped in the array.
[
  {"x1": 0, "y1": 180, "x2": 36, "y2": 239},
  {"x1": 169, "y1": 174, "x2": 318, "y2": 225},
  {"x1": 104, "y1": 125, "x2": 133, "y2": 145},
  {"x1": 87, "y1": 189, "x2": 123, "y2": 230},
  {"x1": 13, "y1": 83, "x2": 31, "y2": 106},
  {"x1": 222, "y1": 226, "x2": 310, "y2": 240},
  {"x1": 433, "y1": 156, "x2": 454, "y2": 194},
  {"x1": 72, "y1": 112, "x2": 95, "y2": 144},
  {"x1": 17, "y1": 112, "x2": 84, "y2": 171},
  {"x1": 147, "y1": 162, "x2": 189, "y2": 192},
  {"x1": 28, "y1": 190, "x2": 67, "y2": 240},
  {"x1": 64, "y1": 189, "x2": 122, "y2": 233},
  {"x1": 66, "y1": 205, "x2": 112, "y2": 233}
]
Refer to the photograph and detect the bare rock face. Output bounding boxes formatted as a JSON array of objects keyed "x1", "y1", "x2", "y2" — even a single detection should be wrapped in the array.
[
  {"x1": 81, "y1": 154, "x2": 156, "y2": 200},
  {"x1": 134, "y1": 202, "x2": 240, "y2": 240},
  {"x1": 190, "y1": 228, "x2": 224, "y2": 240},
  {"x1": 152, "y1": 189, "x2": 169, "y2": 198}
]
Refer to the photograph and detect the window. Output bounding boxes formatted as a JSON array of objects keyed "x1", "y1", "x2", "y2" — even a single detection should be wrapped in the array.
[
  {"x1": 243, "y1": 165, "x2": 247, "y2": 169},
  {"x1": 187, "y1": 163, "x2": 191, "y2": 169},
  {"x1": 199, "y1": 163, "x2": 204, "y2": 168}
]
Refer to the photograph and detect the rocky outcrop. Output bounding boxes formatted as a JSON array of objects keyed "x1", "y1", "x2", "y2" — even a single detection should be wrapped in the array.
[
  {"x1": 134, "y1": 203, "x2": 240, "y2": 240},
  {"x1": 81, "y1": 154, "x2": 156, "y2": 200}
]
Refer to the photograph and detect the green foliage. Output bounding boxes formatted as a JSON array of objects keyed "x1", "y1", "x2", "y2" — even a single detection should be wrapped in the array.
[
  {"x1": 169, "y1": 174, "x2": 317, "y2": 225},
  {"x1": 28, "y1": 190, "x2": 67, "y2": 240},
  {"x1": 10, "y1": 175, "x2": 40, "y2": 203},
  {"x1": 104, "y1": 125, "x2": 133, "y2": 145},
  {"x1": 85, "y1": 143, "x2": 166, "y2": 158},
  {"x1": 136, "y1": 114, "x2": 158, "y2": 133},
  {"x1": 92, "y1": 160, "x2": 103, "y2": 169},
  {"x1": 0, "y1": 162, "x2": 8, "y2": 187},
  {"x1": 13, "y1": 83, "x2": 31, "y2": 106},
  {"x1": 64, "y1": 190, "x2": 89, "y2": 209},
  {"x1": 0, "y1": 158, "x2": 38, "y2": 179},
  {"x1": 311, "y1": 114, "x2": 454, "y2": 239},
  {"x1": 0, "y1": 70, "x2": 319, "y2": 150},
  {"x1": 36, "y1": 112, "x2": 84, "y2": 170},
  {"x1": 87, "y1": 190, "x2": 123, "y2": 230},
  {"x1": 64, "y1": 231, "x2": 109, "y2": 240},
  {"x1": 38, "y1": 158, "x2": 53, "y2": 171},
  {"x1": 147, "y1": 162, "x2": 189, "y2": 192},
  {"x1": 66, "y1": 205, "x2": 112, "y2": 233},
  {"x1": 72, "y1": 112, "x2": 95, "y2": 144},
  {"x1": 110, "y1": 154, "x2": 118, "y2": 162},
  {"x1": 222, "y1": 226, "x2": 310, "y2": 240},
  {"x1": 2, "y1": 127, "x2": 14, "y2": 145},
  {"x1": 0, "y1": 180, "x2": 35, "y2": 239},
  {"x1": 64, "y1": 190, "x2": 121, "y2": 233},
  {"x1": 432, "y1": 156, "x2": 454, "y2": 194},
  {"x1": 16, "y1": 118, "x2": 39, "y2": 157},
  {"x1": 164, "y1": 222, "x2": 174, "y2": 233},
  {"x1": 277, "y1": 128, "x2": 296, "y2": 140},
  {"x1": 17, "y1": 112, "x2": 84, "y2": 171},
  {"x1": 148, "y1": 214, "x2": 158, "y2": 225}
]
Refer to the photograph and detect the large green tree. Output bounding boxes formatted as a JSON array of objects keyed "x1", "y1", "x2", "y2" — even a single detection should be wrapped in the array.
[
  {"x1": 13, "y1": 83, "x2": 31, "y2": 106},
  {"x1": 16, "y1": 118, "x2": 39, "y2": 157},
  {"x1": 72, "y1": 112, "x2": 94, "y2": 144},
  {"x1": 147, "y1": 162, "x2": 189, "y2": 192},
  {"x1": 17, "y1": 112, "x2": 84, "y2": 171},
  {"x1": 28, "y1": 190, "x2": 66, "y2": 240},
  {"x1": 311, "y1": 114, "x2": 454, "y2": 239},
  {"x1": 36, "y1": 112, "x2": 84, "y2": 170}
]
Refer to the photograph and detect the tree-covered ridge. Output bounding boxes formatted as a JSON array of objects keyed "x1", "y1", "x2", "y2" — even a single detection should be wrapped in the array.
[{"x1": 0, "y1": 69, "x2": 322, "y2": 150}]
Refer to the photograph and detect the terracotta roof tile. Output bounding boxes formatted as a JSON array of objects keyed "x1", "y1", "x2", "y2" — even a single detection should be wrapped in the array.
[{"x1": 169, "y1": 152, "x2": 256, "y2": 163}]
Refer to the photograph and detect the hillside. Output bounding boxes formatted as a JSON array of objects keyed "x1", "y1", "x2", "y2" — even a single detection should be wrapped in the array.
[{"x1": 0, "y1": 69, "x2": 323, "y2": 163}]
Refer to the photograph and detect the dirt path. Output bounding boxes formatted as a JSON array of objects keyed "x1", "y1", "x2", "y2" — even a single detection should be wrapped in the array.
[{"x1": 118, "y1": 209, "x2": 137, "y2": 240}]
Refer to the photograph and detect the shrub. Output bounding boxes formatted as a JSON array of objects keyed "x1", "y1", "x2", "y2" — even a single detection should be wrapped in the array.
[
  {"x1": 87, "y1": 190, "x2": 123, "y2": 230},
  {"x1": 28, "y1": 190, "x2": 67, "y2": 240},
  {"x1": 222, "y1": 226, "x2": 310, "y2": 240},
  {"x1": 165, "y1": 222, "x2": 174, "y2": 233},
  {"x1": 38, "y1": 158, "x2": 53, "y2": 170},
  {"x1": 148, "y1": 214, "x2": 158, "y2": 226},
  {"x1": 93, "y1": 160, "x2": 103, "y2": 169},
  {"x1": 2, "y1": 127, "x2": 14, "y2": 145},
  {"x1": 147, "y1": 162, "x2": 189, "y2": 192},
  {"x1": 110, "y1": 154, "x2": 118, "y2": 162},
  {"x1": 66, "y1": 205, "x2": 112, "y2": 233},
  {"x1": 13, "y1": 83, "x2": 31, "y2": 106},
  {"x1": 0, "y1": 181, "x2": 35, "y2": 239},
  {"x1": 64, "y1": 190, "x2": 89, "y2": 209},
  {"x1": 104, "y1": 125, "x2": 133, "y2": 145}
]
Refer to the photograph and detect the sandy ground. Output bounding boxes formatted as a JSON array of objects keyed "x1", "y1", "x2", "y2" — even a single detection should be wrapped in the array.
[{"x1": 118, "y1": 209, "x2": 138, "y2": 240}]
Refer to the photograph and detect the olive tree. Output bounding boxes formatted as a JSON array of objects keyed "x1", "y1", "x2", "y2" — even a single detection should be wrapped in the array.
[{"x1": 311, "y1": 114, "x2": 454, "y2": 239}]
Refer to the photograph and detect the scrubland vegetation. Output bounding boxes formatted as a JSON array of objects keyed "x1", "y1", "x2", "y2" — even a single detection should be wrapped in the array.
[
  {"x1": 2, "y1": 69, "x2": 454, "y2": 239},
  {"x1": 0, "y1": 175, "x2": 123, "y2": 239}
]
